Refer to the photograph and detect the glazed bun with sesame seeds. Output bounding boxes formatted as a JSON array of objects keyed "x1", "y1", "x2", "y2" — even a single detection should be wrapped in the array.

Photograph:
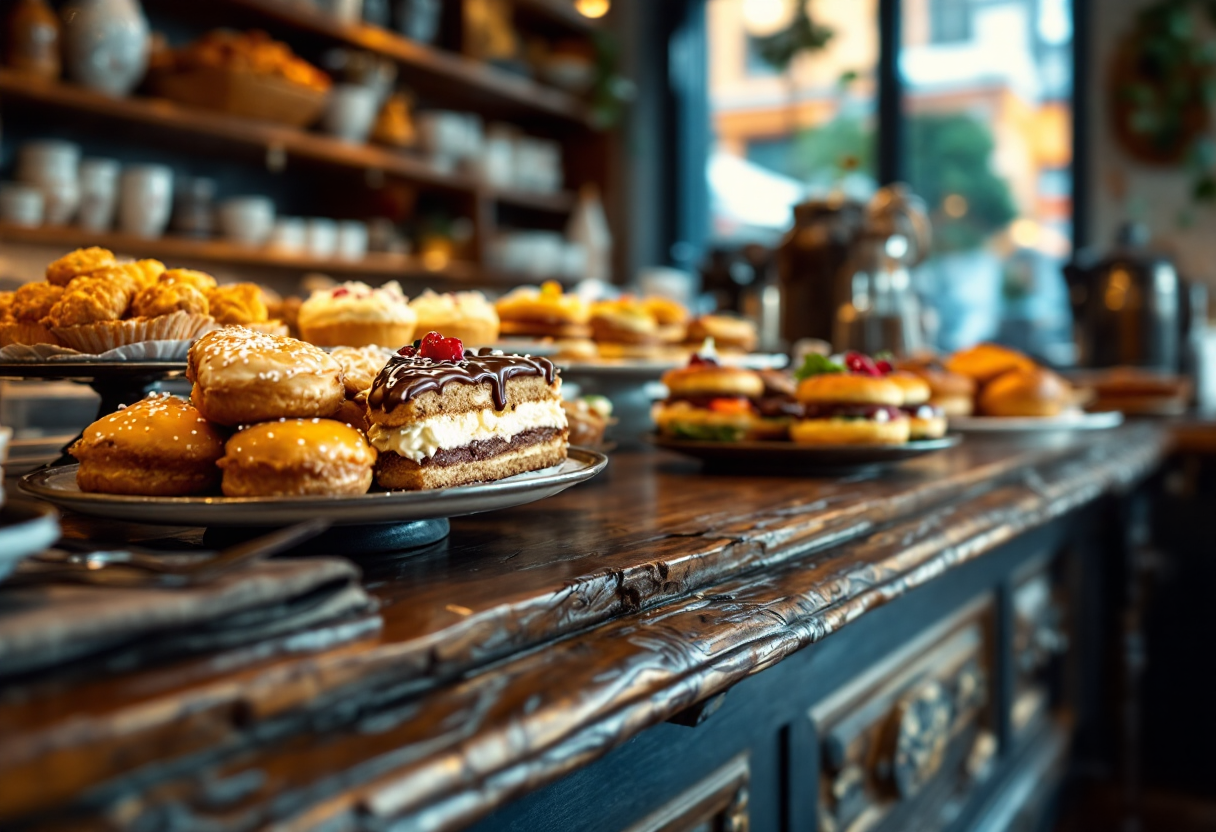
[
  {"x1": 790, "y1": 352, "x2": 911, "y2": 445},
  {"x1": 218, "y1": 418, "x2": 376, "y2": 497},
  {"x1": 69, "y1": 394, "x2": 226, "y2": 496},
  {"x1": 187, "y1": 326, "x2": 346, "y2": 426}
]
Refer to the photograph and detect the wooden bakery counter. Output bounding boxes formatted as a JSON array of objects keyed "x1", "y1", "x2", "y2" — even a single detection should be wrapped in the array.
[{"x1": 0, "y1": 422, "x2": 1167, "y2": 832}]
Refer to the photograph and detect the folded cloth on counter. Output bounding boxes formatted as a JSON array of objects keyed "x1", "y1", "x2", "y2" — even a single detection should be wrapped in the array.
[{"x1": 0, "y1": 556, "x2": 378, "y2": 678}]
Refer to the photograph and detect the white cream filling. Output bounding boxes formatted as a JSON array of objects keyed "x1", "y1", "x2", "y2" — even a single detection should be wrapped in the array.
[{"x1": 368, "y1": 400, "x2": 567, "y2": 462}]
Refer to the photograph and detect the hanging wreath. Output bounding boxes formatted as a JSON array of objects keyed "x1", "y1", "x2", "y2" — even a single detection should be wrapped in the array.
[{"x1": 1110, "y1": 0, "x2": 1216, "y2": 199}]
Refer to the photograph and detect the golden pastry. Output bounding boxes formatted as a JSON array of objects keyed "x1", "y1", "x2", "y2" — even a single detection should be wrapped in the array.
[
  {"x1": 69, "y1": 394, "x2": 226, "y2": 496},
  {"x1": 218, "y1": 418, "x2": 376, "y2": 497},
  {"x1": 127, "y1": 259, "x2": 167, "y2": 288},
  {"x1": 0, "y1": 291, "x2": 15, "y2": 321},
  {"x1": 208, "y1": 283, "x2": 269, "y2": 325},
  {"x1": 159, "y1": 268, "x2": 218, "y2": 293},
  {"x1": 131, "y1": 282, "x2": 210, "y2": 319},
  {"x1": 643, "y1": 296, "x2": 690, "y2": 344},
  {"x1": 590, "y1": 298, "x2": 661, "y2": 359},
  {"x1": 946, "y1": 343, "x2": 1035, "y2": 386},
  {"x1": 187, "y1": 326, "x2": 346, "y2": 426},
  {"x1": 330, "y1": 344, "x2": 395, "y2": 398},
  {"x1": 978, "y1": 367, "x2": 1070, "y2": 417},
  {"x1": 45, "y1": 247, "x2": 116, "y2": 286},
  {"x1": 0, "y1": 283, "x2": 64, "y2": 346},
  {"x1": 496, "y1": 281, "x2": 591, "y2": 339},
  {"x1": 685, "y1": 315, "x2": 757, "y2": 353},
  {"x1": 43, "y1": 273, "x2": 137, "y2": 327}
]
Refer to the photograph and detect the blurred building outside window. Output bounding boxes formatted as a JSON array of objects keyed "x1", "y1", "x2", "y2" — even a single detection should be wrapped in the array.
[{"x1": 706, "y1": 0, "x2": 1076, "y2": 360}]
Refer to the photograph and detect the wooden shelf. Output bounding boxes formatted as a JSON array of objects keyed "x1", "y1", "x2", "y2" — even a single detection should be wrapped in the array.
[
  {"x1": 514, "y1": 0, "x2": 603, "y2": 35},
  {"x1": 0, "y1": 72, "x2": 576, "y2": 215},
  {"x1": 0, "y1": 223, "x2": 491, "y2": 282},
  {"x1": 221, "y1": 0, "x2": 594, "y2": 126}
]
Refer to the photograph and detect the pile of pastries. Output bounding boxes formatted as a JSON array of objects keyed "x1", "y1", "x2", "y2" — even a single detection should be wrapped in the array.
[
  {"x1": 70, "y1": 327, "x2": 570, "y2": 498},
  {"x1": 495, "y1": 281, "x2": 756, "y2": 360},
  {"x1": 653, "y1": 349, "x2": 948, "y2": 446},
  {"x1": 935, "y1": 343, "x2": 1078, "y2": 418},
  {"x1": 0, "y1": 248, "x2": 285, "y2": 351},
  {"x1": 149, "y1": 29, "x2": 331, "y2": 93}
]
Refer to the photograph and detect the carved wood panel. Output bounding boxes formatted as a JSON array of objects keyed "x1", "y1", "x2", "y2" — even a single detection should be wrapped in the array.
[
  {"x1": 1011, "y1": 561, "x2": 1069, "y2": 735},
  {"x1": 621, "y1": 754, "x2": 749, "y2": 832},
  {"x1": 810, "y1": 599, "x2": 998, "y2": 832}
]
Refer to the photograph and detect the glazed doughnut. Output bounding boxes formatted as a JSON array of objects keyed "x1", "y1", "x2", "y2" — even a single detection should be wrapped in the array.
[
  {"x1": 187, "y1": 327, "x2": 345, "y2": 426},
  {"x1": 69, "y1": 393, "x2": 226, "y2": 496},
  {"x1": 218, "y1": 418, "x2": 376, "y2": 497}
]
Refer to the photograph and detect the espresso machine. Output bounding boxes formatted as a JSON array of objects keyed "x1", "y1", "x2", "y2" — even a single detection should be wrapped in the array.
[
  {"x1": 776, "y1": 185, "x2": 932, "y2": 355},
  {"x1": 1063, "y1": 222, "x2": 1183, "y2": 371}
]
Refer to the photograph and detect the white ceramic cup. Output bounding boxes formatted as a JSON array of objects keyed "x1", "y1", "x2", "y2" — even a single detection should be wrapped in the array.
[
  {"x1": 77, "y1": 157, "x2": 121, "y2": 231},
  {"x1": 321, "y1": 84, "x2": 379, "y2": 143},
  {"x1": 219, "y1": 196, "x2": 276, "y2": 247},
  {"x1": 306, "y1": 218, "x2": 338, "y2": 258},
  {"x1": 119, "y1": 164, "x2": 174, "y2": 238},
  {"x1": 336, "y1": 220, "x2": 369, "y2": 260},
  {"x1": 0, "y1": 183, "x2": 45, "y2": 227},
  {"x1": 17, "y1": 140, "x2": 82, "y2": 225},
  {"x1": 268, "y1": 216, "x2": 307, "y2": 254}
]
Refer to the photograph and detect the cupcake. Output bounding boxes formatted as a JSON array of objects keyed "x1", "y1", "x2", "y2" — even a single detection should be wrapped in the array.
[
  {"x1": 298, "y1": 280, "x2": 417, "y2": 348},
  {"x1": 409, "y1": 290, "x2": 500, "y2": 348}
]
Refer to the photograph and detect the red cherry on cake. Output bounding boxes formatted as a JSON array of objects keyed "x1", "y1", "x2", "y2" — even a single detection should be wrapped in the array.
[
  {"x1": 397, "y1": 344, "x2": 418, "y2": 357},
  {"x1": 418, "y1": 332, "x2": 465, "y2": 362},
  {"x1": 844, "y1": 352, "x2": 881, "y2": 377}
]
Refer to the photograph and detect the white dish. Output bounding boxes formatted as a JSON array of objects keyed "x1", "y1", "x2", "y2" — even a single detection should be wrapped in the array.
[
  {"x1": 20, "y1": 448, "x2": 607, "y2": 527},
  {"x1": 947, "y1": 411, "x2": 1124, "y2": 433},
  {"x1": 0, "y1": 501, "x2": 60, "y2": 581}
]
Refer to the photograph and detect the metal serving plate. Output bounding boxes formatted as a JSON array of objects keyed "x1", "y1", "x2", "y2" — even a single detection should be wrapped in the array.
[
  {"x1": 20, "y1": 448, "x2": 607, "y2": 527},
  {"x1": 947, "y1": 411, "x2": 1123, "y2": 433},
  {"x1": 557, "y1": 353, "x2": 788, "y2": 378},
  {"x1": 651, "y1": 435, "x2": 962, "y2": 472}
]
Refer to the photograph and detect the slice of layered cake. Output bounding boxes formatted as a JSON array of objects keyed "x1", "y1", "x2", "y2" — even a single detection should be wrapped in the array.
[{"x1": 366, "y1": 332, "x2": 569, "y2": 489}]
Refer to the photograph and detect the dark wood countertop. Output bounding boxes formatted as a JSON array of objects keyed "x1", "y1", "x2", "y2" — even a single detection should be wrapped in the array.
[{"x1": 0, "y1": 424, "x2": 1167, "y2": 830}]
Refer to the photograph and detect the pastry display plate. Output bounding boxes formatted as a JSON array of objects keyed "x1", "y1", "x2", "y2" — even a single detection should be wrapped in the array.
[
  {"x1": 558, "y1": 353, "x2": 788, "y2": 377},
  {"x1": 20, "y1": 448, "x2": 607, "y2": 527},
  {"x1": 947, "y1": 411, "x2": 1124, "y2": 433},
  {"x1": 651, "y1": 435, "x2": 962, "y2": 472},
  {"x1": 0, "y1": 361, "x2": 187, "y2": 380},
  {"x1": 0, "y1": 500, "x2": 61, "y2": 581}
]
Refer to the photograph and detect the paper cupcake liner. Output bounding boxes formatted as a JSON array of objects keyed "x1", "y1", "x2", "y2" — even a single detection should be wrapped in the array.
[
  {"x1": 51, "y1": 312, "x2": 217, "y2": 354},
  {"x1": 0, "y1": 340, "x2": 198, "y2": 363},
  {"x1": 0, "y1": 321, "x2": 61, "y2": 348}
]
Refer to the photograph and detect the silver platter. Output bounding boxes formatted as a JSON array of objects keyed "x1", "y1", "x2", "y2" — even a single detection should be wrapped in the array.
[
  {"x1": 947, "y1": 411, "x2": 1123, "y2": 433},
  {"x1": 20, "y1": 448, "x2": 607, "y2": 527}
]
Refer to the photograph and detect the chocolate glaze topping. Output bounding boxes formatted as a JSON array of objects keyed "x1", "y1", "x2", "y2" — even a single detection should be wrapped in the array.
[{"x1": 367, "y1": 348, "x2": 558, "y2": 412}]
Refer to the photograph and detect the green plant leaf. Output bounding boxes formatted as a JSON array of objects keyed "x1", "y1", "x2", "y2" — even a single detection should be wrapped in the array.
[{"x1": 794, "y1": 353, "x2": 844, "y2": 381}]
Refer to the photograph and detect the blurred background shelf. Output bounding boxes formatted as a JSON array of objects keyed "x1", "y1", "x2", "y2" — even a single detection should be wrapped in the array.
[
  {"x1": 215, "y1": 0, "x2": 594, "y2": 125},
  {"x1": 0, "y1": 222, "x2": 513, "y2": 282},
  {"x1": 0, "y1": 71, "x2": 576, "y2": 215}
]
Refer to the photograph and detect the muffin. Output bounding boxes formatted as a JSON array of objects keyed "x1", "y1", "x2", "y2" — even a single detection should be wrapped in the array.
[
  {"x1": 69, "y1": 393, "x2": 226, "y2": 496},
  {"x1": 409, "y1": 290, "x2": 500, "y2": 347},
  {"x1": 298, "y1": 280, "x2": 417, "y2": 348}
]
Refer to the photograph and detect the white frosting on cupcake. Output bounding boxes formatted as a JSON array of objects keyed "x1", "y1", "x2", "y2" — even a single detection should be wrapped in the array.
[
  {"x1": 298, "y1": 281, "x2": 416, "y2": 328},
  {"x1": 409, "y1": 289, "x2": 499, "y2": 328}
]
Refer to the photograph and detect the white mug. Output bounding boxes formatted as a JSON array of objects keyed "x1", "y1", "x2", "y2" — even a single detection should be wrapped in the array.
[
  {"x1": 0, "y1": 183, "x2": 45, "y2": 228},
  {"x1": 119, "y1": 164, "x2": 174, "y2": 238},
  {"x1": 77, "y1": 157, "x2": 121, "y2": 232},
  {"x1": 336, "y1": 220, "x2": 369, "y2": 260},
  {"x1": 306, "y1": 218, "x2": 338, "y2": 258},
  {"x1": 268, "y1": 216, "x2": 307, "y2": 254},
  {"x1": 219, "y1": 196, "x2": 276, "y2": 247},
  {"x1": 321, "y1": 84, "x2": 379, "y2": 144}
]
